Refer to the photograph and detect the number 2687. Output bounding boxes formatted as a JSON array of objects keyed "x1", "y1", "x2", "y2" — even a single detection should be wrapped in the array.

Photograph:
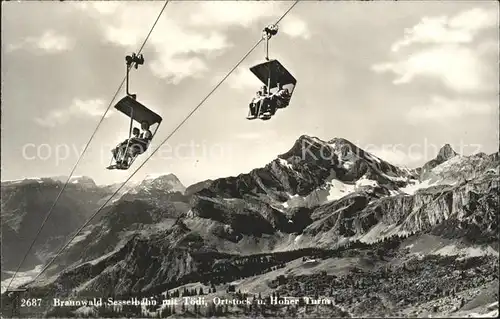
[{"x1": 21, "y1": 299, "x2": 42, "y2": 307}]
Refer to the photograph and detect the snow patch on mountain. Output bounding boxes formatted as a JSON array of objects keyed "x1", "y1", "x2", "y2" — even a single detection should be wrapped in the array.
[
  {"x1": 400, "y1": 179, "x2": 439, "y2": 195},
  {"x1": 381, "y1": 173, "x2": 408, "y2": 182},
  {"x1": 430, "y1": 155, "x2": 463, "y2": 174},
  {"x1": 278, "y1": 158, "x2": 293, "y2": 170},
  {"x1": 432, "y1": 245, "x2": 499, "y2": 259},
  {"x1": 280, "y1": 175, "x2": 383, "y2": 208},
  {"x1": 326, "y1": 179, "x2": 356, "y2": 201},
  {"x1": 87, "y1": 249, "x2": 120, "y2": 266},
  {"x1": 281, "y1": 193, "x2": 303, "y2": 208},
  {"x1": 68, "y1": 229, "x2": 93, "y2": 248},
  {"x1": 1, "y1": 264, "x2": 43, "y2": 293},
  {"x1": 356, "y1": 176, "x2": 379, "y2": 187}
]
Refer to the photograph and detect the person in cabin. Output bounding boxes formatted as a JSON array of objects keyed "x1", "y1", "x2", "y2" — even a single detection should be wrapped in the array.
[
  {"x1": 112, "y1": 127, "x2": 140, "y2": 164},
  {"x1": 248, "y1": 86, "x2": 269, "y2": 118},
  {"x1": 271, "y1": 83, "x2": 290, "y2": 109},
  {"x1": 138, "y1": 121, "x2": 153, "y2": 142},
  {"x1": 120, "y1": 121, "x2": 153, "y2": 166},
  {"x1": 248, "y1": 90, "x2": 262, "y2": 118},
  {"x1": 257, "y1": 85, "x2": 273, "y2": 117}
]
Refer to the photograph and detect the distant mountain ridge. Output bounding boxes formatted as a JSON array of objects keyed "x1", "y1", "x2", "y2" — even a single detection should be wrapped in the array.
[{"x1": 0, "y1": 173, "x2": 188, "y2": 274}]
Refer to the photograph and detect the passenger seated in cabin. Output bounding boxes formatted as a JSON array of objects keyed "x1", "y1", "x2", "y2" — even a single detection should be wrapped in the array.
[
  {"x1": 112, "y1": 127, "x2": 140, "y2": 163},
  {"x1": 248, "y1": 86, "x2": 270, "y2": 118},
  {"x1": 271, "y1": 83, "x2": 291, "y2": 109},
  {"x1": 121, "y1": 121, "x2": 153, "y2": 165},
  {"x1": 248, "y1": 91, "x2": 262, "y2": 118},
  {"x1": 258, "y1": 86, "x2": 273, "y2": 116}
]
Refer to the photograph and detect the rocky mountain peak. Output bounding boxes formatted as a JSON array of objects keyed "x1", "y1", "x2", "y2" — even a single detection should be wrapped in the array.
[
  {"x1": 436, "y1": 144, "x2": 458, "y2": 163},
  {"x1": 145, "y1": 173, "x2": 182, "y2": 183},
  {"x1": 52, "y1": 175, "x2": 96, "y2": 186},
  {"x1": 327, "y1": 137, "x2": 354, "y2": 147},
  {"x1": 138, "y1": 173, "x2": 186, "y2": 193},
  {"x1": 280, "y1": 135, "x2": 357, "y2": 162},
  {"x1": 421, "y1": 143, "x2": 459, "y2": 174}
]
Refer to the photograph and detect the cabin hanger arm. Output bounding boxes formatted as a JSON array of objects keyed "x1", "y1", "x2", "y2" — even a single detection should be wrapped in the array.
[{"x1": 125, "y1": 53, "x2": 145, "y2": 99}]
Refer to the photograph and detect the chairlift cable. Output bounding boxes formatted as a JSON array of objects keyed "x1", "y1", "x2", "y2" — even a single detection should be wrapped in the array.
[
  {"x1": 27, "y1": 0, "x2": 300, "y2": 286},
  {"x1": 5, "y1": 0, "x2": 171, "y2": 293}
]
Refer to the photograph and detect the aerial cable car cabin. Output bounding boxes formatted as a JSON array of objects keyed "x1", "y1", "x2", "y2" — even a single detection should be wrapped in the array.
[
  {"x1": 247, "y1": 24, "x2": 297, "y2": 121},
  {"x1": 107, "y1": 53, "x2": 162, "y2": 170}
]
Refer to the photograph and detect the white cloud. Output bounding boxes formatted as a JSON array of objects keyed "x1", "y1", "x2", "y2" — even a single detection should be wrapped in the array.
[
  {"x1": 35, "y1": 99, "x2": 110, "y2": 127},
  {"x1": 79, "y1": 2, "x2": 233, "y2": 83},
  {"x1": 391, "y1": 8, "x2": 498, "y2": 52},
  {"x1": 373, "y1": 45, "x2": 488, "y2": 92},
  {"x1": 7, "y1": 30, "x2": 74, "y2": 54},
  {"x1": 189, "y1": 3, "x2": 310, "y2": 39},
  {"x1": 390, "y1": 16, "x2": 471, "y2": 52},
  {"x1": 448, "y1": 7, "x2": 498, "y2": 32},
  {"x1": 373, "y1": 7, "x2": 498, "y2": 93},
  {"x1": 76, "y1": 1, "x2": 308, "y2": 84},
  {"x1": 147, "y1": 27, "x2": 230, "y2": 83},
  {"x1": 150, "y1": 56, "x2": 208, "y2": 84},
  {"x1": 189, "y1": 1, "x2": 283, "y2": 28},
  {"x1": 281, "y1": 15, "x2": 311, "y2": 39},
  {"x1": 407, "y1": 95, "x2": 495, "y2": 123},
  {"x1": 216, "y1": 65, "x2": 263, "y2": 90}
]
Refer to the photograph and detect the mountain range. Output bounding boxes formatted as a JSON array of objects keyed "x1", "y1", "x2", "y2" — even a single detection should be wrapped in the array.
[{"x1": 1, "y1": 135, "x2": 498, "y2": 318}]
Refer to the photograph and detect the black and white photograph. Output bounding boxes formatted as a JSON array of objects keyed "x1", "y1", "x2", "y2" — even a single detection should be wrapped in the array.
[{"x1": 1, "y1": 0, "x2": 498, "y2": 318}]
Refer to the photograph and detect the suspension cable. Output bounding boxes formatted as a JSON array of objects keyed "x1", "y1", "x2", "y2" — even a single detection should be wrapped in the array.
[
  {"x1": 5, "y1": 0, "x2": 171, "y2": 292},
  {"x1": 28, "y1": 0, "x2": 300, "y2": 286}
]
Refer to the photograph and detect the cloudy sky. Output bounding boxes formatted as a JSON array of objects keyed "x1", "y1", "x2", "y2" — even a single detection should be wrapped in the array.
[{"x1": 1, "y1": 1, "x2": 498, "y2": 186}]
